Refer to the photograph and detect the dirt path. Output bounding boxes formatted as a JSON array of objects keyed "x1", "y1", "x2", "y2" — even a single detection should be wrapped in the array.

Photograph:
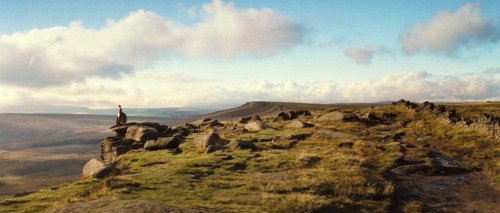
[{"x1": 388, "y1": 141, "x2": 500, "y2": 212}]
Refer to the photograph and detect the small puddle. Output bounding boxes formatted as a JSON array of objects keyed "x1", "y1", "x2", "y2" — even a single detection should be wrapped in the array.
[{"x1": 428, "y1": 151, "x2": 453, "y2": 167}]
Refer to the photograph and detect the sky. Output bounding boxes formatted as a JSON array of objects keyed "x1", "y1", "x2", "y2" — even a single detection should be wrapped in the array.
[{"x1": 1, "y1": 0, "x2": 499, "y2": 111}]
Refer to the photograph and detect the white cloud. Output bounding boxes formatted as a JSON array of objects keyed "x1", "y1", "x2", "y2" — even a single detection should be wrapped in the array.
[
  {"x1": 1, "y1": 69, "x2": 498, "y2": 111},
  {"x1": 339, "y1": 71, "x2": 500, "y2": 102},
  {"x1": 400, "y1": 4, "x2": 499, "y2": 55},
  {"x1": 344, "y1": 45, "x2": 376, "y2": 65},
  {"x1": 0, "y1": 0, "x2": 304, "y2": 88}
]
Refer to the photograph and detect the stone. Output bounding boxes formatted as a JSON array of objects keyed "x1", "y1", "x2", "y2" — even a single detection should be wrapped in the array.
[
  {"x1": 193, "y1": 132, "x2": 227, "y2": 148},
  {"x1": 206, "y1": 145, "x2": 226, "y2": 154},
  {"x1": 249, "y1": 115, "x2": 262, "y2": 122},
  {"x1": 244, "y1": 121, "x2": 267, "y2": 132},
  {"x1": 100, "y1": 137, "x2": 134, "y2": 163},
  {"x1": 317, "y1": 111, "x2": 344, "y2": 121},
  {"x1": 274, "y1": 112, "x2": 291, "y2": 121},
  {"x1": 144, "y1": 136, "x2": 181, "y2": 151},
  {"x1": 225, "y1": 139, "x2": 257, "y2": 150},
  {"x1": 82, "y1": 159, "x2": 115, "y2": 179},
  {"x1": 287, "y1": 120, "x2": 314, "y2": 128},
  {"x1": 125, "y1": 126, "x2": 158, "y2": 143}
]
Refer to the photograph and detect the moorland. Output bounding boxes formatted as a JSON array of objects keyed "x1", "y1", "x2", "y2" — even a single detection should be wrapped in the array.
[{"x1": 0, "y1": 100, "x2": 499, "y2": 212}]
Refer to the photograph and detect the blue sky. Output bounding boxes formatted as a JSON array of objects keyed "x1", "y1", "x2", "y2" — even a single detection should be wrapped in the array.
[{"x1": 0, "y1": 0, "x2": 499, "y2": 111}]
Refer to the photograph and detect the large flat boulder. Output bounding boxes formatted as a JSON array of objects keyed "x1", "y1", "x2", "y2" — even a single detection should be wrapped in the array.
[
  {"x1": 193, "y1": 132, "x2": 227, "y2": 148},
  {"x1": 318, "y1": 111, "x2": 358, "y2": 122},
  {"x1": 82, "y1": 159, "x2": 115, "y2": 179},
  {"x1": 244, "y1": 121, "x2": 267, "y2": 132},
  {"x1": 144, "y1": 136, "x2": 181, "y2": 151},
  {"x1": 125, "y1": 126, "x2": 158, "y2": 143}
]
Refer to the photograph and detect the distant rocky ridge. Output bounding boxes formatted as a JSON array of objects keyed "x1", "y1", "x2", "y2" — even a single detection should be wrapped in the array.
[{"x1": 393, "y1": 99, "x2": 499, "y2": 141}]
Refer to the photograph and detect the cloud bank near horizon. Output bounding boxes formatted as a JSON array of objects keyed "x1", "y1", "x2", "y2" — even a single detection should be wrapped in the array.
[
  {"x1": 0, "y1": 0, "x2": 304, "y2": 88},
  {"x1": 1, "y1": 69, "x2": 498, "y2": 111}
]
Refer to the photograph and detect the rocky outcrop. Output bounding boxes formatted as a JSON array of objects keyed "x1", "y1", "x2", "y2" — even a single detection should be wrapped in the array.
[
  {"x1": 274, "y1": 110, "x2": 312, "y2": 122},
  {"x1": 102, "y1": 122, "x2": 191, "y2": 162},
  {"x1": 393, "y1": 99, "x2": 500, "y2": 141},
  {"x1": 193, "y1": 132, "x2": 228, "y2": 148},
  {"x1": 125, "y1": 126, "x2": 158, "y2": 143},
  {"x1": 82, "y1": 159, "x2": 115, "y2": 179},
  {"x1": 100, "y1": 137, "x2": 135, "y2": 163},
  {"x1": 144, "y1": 136, "x2": 182, "y2": 151}
]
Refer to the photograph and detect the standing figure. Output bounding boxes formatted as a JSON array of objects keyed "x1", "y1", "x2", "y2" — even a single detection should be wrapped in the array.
[{"x1": 116, "y1": 105, "x2": 127, "y2": 125}]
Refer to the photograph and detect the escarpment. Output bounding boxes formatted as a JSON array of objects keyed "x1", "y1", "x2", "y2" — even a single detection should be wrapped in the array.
[{"x1": 393, "y1": 99, "x2": 500, "y2": 141}]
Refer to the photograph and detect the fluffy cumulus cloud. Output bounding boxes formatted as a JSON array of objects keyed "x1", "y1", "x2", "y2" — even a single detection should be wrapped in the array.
[
  {"x1": 0, "y1": 0, "x2": 304, "y2": 88},
  {"x1": 400, "y1": 4, "x2": 499, "y2": 55}
]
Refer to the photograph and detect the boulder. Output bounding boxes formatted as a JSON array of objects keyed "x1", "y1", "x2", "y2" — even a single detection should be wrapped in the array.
[
  {"x1": 244, "y1": 121, "x2": 267, "y2": 132},
  {"x1": 225, "y1": 139, "x2": 257, "y2": 150},
  {"x1": 193, "y1": 132, "x2": 227, "y2": 148},
  {"x1": 295, "y1": 110, "x2": 312, "y2": 117},
  {"x1": 125, "y1": 126, "x2": 158, "y2": 143},
  {"x1": 236, "y1": 117, "x2": 252, "y2": 124},
  {"x1": 100, "y1": 137, "x2": 134, "y2": 163},
  {"x1": 205, "y1": 145, "x2": 226, "y2": 154},
  {"x1": 287, "y1": 120, "x2": 313, "y2": 128},
  {"x1": 249, "y1": 115, "x2": 262, "y2": 122},
  {"x1": 82, "y1": 159, "x2": 115, "y2": 179},
  {"x1": 318, "y1": 111, "x2": 358, "y2": 122},
  {"x1": 274, "y1": 112, "x2": 291, "y2": 121},
  {"x1": 192, "y1": 118, "x2": 223, "y2": 128},
  {"x1": 144, "y1": 136, "x2": 182, "y2": 151},
  {"x1": 317, "y1": 111, "x2": 344, "y2": 121}
]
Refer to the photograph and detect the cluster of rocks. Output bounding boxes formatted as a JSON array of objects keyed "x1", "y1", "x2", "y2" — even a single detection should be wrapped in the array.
[
  {"x1": 193, "y1": 131, "x2": 257, "y2": 153},
  {"x1": 393, "y1": 99, "x2": 499, "y2": 141},
  {"x1": 100, "y1": 122, "x2": 195, "y2": 163}
]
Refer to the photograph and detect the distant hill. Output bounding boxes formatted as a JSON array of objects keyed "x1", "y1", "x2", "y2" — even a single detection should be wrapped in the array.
[
  {"x1": 185, "y1": 101, "x2": 392, "y2": 122},
  {"x1": 0, "y1": 105, "x2": 226, "y2": 118}
]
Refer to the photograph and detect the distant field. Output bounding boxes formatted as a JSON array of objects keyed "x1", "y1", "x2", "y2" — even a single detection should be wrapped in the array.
[{"x1": 0, "y1": 114, "x2": 179, "y2": 197}]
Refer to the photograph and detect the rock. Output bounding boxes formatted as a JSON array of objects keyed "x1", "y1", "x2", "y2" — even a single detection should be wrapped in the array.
[
  {"x1": 138, "y1": 122, "x2": 161, "y2": 130},
  {"x1": 100, "y1": 137, "x2": 134, "y2": 163},
  {"x1": 244, "y1": 121, "x2": 267, "y2": 132},
  {"x1": 236, "y1": 117, "x2": 252, "y2": 124},
  {"x1": 125, "y1": 126, "x2": 158, "y2": 143},
  {"x1": 144, "y1": 136, "x2": 182, "y2": 151},
  {"x1": 249, "y1": 115, "x2": 262, "y2": 122},
  {"x1": 206, "y1": 145, "x2": 226, "y2": 154},
  {"x1": 295, "y1": 110, "x2": 312, "y2": 117},
  {"x1": 317, "y1": 111, "x2": 344, "y2": 121},
  {"x1": 363, "y1": 112, "x2": 378, "y2": 120},
  {"x1": 192, "y1": 118, "x2": 223, "y2": 128},
  {"x1": 274, "y1": 112, "x2": 291, "y2": 121},
  {"x1": 193, "y1": 132, "x2": 227, "y2": 148},
  {"x1": 225, "y1": 139, "x2": 257, "y2": 150},
  {"x1": 82, "y1": 159, "x2": 115, "y2": 179},
  {"x1": 312, "y1": 130, "x2": 357, "y2": 140},
  {"x1": 287, "y1": 120, "x2": 314, "y2": 128}
]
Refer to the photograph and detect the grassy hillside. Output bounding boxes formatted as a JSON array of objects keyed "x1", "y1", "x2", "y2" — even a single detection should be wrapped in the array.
[{"x1": 1, "y1": 101, "x2": 499, "y2": 212}]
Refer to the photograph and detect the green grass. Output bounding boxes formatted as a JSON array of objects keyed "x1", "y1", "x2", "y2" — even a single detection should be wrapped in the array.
[{"x1": 2, "y1": 102, "x2": 498, "y2": 212}]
